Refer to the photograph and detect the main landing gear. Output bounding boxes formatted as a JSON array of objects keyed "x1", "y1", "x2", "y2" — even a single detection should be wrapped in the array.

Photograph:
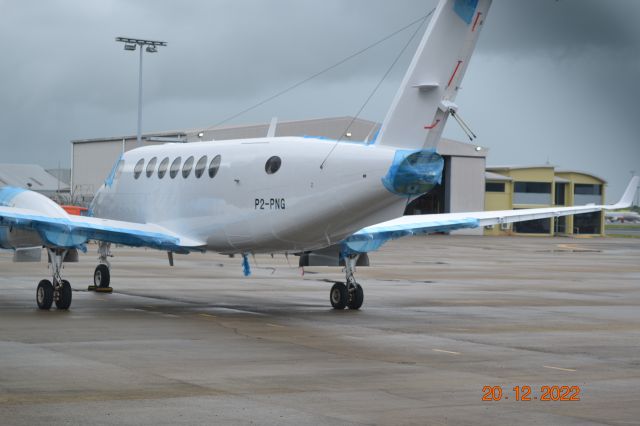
[
  {"x1": 330, "y1": 254, "x2": 364, "y2": 310},
  {"x1": 89, "y1": 242, "x2": 113, "y2": 293},
  {"x1": 36, "y1": 248, "x2": 72, "y2": 310}
]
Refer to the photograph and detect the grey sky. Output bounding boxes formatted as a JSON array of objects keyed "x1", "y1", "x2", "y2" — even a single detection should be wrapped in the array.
[{"x1": 0, "y1": 0, "x2": 638, "y2": 198}]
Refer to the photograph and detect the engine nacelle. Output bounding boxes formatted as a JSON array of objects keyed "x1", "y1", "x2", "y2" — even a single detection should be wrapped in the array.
[
  {"x1": 0, "y1": 226, "x2": 42, "y2": 250},
  {"x1": 0, "y1": 187, "x2": 69, "y2": 250}
]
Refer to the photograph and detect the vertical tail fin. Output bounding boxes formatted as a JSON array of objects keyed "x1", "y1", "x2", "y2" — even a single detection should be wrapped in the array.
[{"x1": 376, "y1": 0, "x2": 492, "y2": 150}]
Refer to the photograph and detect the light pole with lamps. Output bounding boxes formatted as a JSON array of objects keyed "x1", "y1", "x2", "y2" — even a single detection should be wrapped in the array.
[{"x1": 115, "y1": 37, "x2": 167, "y2": 146}]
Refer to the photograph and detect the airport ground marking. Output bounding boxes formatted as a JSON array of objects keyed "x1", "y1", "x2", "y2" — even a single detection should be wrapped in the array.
[
  {"x1": 266, "y1": 323, "x2": 285, "y2": 328},
  {"x1": 198, "y1": 313, "x2": 217, "y2": 319},
  {"x1": 543, "y1": 365, "x2": 576, "y2": 372},
  {"x1": 433, "y1": 349, "x2": 460, "y2": 355}
]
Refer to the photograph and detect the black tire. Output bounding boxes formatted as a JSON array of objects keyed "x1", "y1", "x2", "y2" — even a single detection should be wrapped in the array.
[
  {"x1": 348, "y1": 284, "x2": 364, "y2": 310},
  {"x1": 55, "y1": 280, "x2": 72, "y2": 310},
  {"x1": 36, "y1": 280, "x2": 54, "y2": 310},
  {"x1": 94, "y1": 264, "x2": 110, "y2": 288},
  {"x1": 330, "y1": 282, "x2": 348, "y2": 310}
]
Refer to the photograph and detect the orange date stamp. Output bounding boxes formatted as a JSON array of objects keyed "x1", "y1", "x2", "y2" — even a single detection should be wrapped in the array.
[{"x1": 482, "y1": 385, "x2": 581, "y2": 401}]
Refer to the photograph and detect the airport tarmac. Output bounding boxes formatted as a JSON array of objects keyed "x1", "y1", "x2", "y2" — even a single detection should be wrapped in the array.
[{"x1": 1, "y1": 235, "x2": 639, "y2": 425}]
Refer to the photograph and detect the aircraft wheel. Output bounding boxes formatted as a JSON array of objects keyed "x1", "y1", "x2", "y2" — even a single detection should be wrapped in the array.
[
  {"x1": 36, "y1": 280, "x2": 54, "y2": 310},
  {"x1": 94, "y1": 264, "x2": 110, "y2": 288},
  {"x1": 55, "y1": 280, "x2": 72, "y2": 310},
  {"x1": 330, "y1": 282, "x2": 348, "y2": 310},
  {"x1": 348, "y1": 284, "x2": 364, "y2": 310}
]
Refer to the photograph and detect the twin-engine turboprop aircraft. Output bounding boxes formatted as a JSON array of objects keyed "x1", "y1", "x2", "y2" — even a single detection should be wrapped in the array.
[{"x1": 1, "y1": 0, "x2": 638, "y2": 311}]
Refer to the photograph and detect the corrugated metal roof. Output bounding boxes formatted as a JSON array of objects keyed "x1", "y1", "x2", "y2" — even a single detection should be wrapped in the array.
[
  {"x1": 554, "y1": 169, "x2": 606, "y2": 183},
  {"x1": 0, "y1": 164, "x2": 69, "y2": 192},
  {"x1": 487, "y1": 165, "x2": 555, "y2": 170},
  {"x1": 485, "y1": 171, "x2": 512, "y2": 181}
]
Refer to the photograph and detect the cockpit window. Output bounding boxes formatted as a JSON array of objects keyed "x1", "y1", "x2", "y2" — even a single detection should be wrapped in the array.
[
  {"x1": 265, "y1": 156, "x2": 281, "y2": 174},
  {"x1": 170, "y1": 157, "x2": 182, "y2": 179},
  {"x1": 208, "y1": 155, "x2": 221, "y2": 178},
  {"x1": 146, "y1": 157, "x2": 157, "y2": 178},
  {"x1": 158, "y1": 157, "x2": 169, "y2": 179},
  {"x1": 182, "y1": 156, "x2": 194, "y2": 178},
  {"x1": 134, "y1": 159, "x2": 145, "y2": 179},
  {"x1": 195, "y1": 155, "x2": 207, "y2": 178}
]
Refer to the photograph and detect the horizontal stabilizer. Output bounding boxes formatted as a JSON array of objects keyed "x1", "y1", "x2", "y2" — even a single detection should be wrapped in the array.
[{"x1": 412, "y1": 82, "x2": 439, "y2": 91}]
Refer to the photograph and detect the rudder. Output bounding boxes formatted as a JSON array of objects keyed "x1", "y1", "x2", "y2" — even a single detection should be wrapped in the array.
[{"x1": 376, "y1": 0, "x2": 492, "y2": 150}]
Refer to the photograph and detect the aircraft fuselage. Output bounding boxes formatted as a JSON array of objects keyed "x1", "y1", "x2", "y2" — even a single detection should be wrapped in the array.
[{"x1": 91, "y1": 137, "x2": 407, "y2": 253}]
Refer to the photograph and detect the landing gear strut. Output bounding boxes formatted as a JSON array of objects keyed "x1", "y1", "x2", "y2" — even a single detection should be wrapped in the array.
[
  {"x1": 36, "y1": 248, "x2": 72, "y2": 310},
  {"x1": 330, "y1": 254, "x2": 364, "y2": 310},
  {"x1": 89, "y1": 242, "x2": 113, "y2": 293}
]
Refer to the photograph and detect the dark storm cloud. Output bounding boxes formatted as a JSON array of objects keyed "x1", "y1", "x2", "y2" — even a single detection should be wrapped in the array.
[
  {"x1": 0, "y1": 0, "x2": 638, "y2": 197},
  {"x1": 480, "y1": 0, "x2": 640, "y2": 53}
]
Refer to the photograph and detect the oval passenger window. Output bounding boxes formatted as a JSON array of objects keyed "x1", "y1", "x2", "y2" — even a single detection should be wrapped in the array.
[
  {"x1": 158, "y1": 157, "x2": 169, "y2": 179},
  {"x1": 170, "y1": 157, "x2": 182, "y2": 179},
  {"x1": 208, "y1": 155, "x2": 221, "y2": 178},
  {"x1": 146, "y1": 157, "x2": 157, "y2": 178},
  {"x1": 133, "y1": 159, "x2": 145, "y2": 179},
  {"x1": 194, "y1": 155, "x2": 207, "y2": 178},
  {"x1": 265, "y1": 156, "x2": 281, "y2": 174},
  {"x1": 182, "y1": 156, "x2": 194, "y2": 178}
]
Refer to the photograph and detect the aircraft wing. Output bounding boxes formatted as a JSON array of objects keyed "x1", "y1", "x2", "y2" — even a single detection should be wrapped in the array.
[
  {"x1": 343, "y1": 176, "x2": 639, "y2": 254},
  {"x1": 0, "y1": 205, "x2": 205, "y2": 253}
]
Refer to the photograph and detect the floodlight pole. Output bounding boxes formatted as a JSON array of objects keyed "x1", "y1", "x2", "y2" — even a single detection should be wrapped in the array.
[
  {"x1": 115, "y1": 37, "x2": 167, "y2": 146},
  {"x1": 137, "y1": 45, "x2": 143, "y2": 147}
]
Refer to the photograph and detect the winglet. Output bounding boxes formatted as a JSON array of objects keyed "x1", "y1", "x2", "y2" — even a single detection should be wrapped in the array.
[{"x1": 608, "y1": 176, "x2": 639, "y2": 210}]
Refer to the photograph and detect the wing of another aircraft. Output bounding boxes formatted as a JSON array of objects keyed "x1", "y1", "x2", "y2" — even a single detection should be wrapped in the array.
[
  {"x1": 0, "y1": 204, "x2": 205, "y2": 253},
  {"x1": 343, "y1": 176, "x2": 639, "y2": 254}
]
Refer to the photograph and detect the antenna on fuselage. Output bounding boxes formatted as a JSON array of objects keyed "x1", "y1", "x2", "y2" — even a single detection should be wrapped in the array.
[{"x1": 267, "y1": 117, "x2": 278, "y2": 138}]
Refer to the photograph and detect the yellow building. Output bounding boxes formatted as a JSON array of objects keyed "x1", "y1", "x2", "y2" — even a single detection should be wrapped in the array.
[{"x1": 484, "y1": 166, "x2": 606, "y2": 236}]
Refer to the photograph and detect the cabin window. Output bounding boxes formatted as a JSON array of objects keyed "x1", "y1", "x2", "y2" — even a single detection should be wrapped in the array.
[
  {"x1": 170, "y1": 157, "x2": 182, "y2": 179},
  {"x1": 208, "y1": 155, "x2": 221, "y2": 178},
  {"x1": 265, "y1": 156, "x2": 281, "y2": 174},
  {"x1": 182, "y1": 156, "x2": 194, "y2": 178},
  {"x1": 146, "y1": 157, "x2": 157, "y2": 178},
  {"x1": 195, "y1": 155, "x2": 207, "y2": 178},
  {"x1": 133, "y1": 159, "x2": 145, "y2": 179},
  {"x1": 158, "y1": 157, "x2": 170, "y2": 179}
]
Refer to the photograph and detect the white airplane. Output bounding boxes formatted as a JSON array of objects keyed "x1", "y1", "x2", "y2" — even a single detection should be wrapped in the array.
[
  {"x1": 605, "y1": 211, "x2": 640, "y2": 223},
  {"x1": 1, "y1": 0, "x2": 638, "y2": 311}
]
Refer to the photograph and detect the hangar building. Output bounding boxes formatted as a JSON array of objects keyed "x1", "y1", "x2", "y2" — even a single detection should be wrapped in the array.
[
  {"x1": 71, "y1": 117, "x2": 487, "y2": 233},
  {"x1": 484, "y1": 166, "x2": 606, "y2": 236},
  {"x1": 0, "y1": 163, "x2": 69, "y2": 199}
]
